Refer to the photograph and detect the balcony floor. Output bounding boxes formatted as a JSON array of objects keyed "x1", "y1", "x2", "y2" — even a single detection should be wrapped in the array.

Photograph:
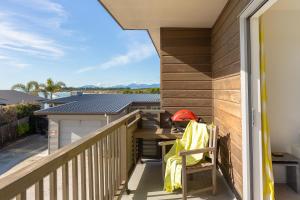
[{"x1": 122, "y1": 160, "x2": 236, "y2": 200}]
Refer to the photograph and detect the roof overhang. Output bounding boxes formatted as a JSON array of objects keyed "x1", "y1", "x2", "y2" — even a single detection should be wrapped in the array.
[{"x1": 98, "y1": 0, "x2": 228, "y2": 53}]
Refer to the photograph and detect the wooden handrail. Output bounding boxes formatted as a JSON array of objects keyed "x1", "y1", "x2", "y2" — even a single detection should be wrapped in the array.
[
  {"x1": 127, "y1": 117, "x2": 140, "y2": 129},
  {"x1": 0, "y1": 109, "x2": 141, "y2": 200},
  {"x1": 140, "y1": 109, "x2": 165, "y2": 114}
]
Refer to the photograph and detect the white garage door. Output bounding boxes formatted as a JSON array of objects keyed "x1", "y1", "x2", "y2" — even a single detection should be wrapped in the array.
[{"x1": 59, "y1": 120, "x2": 106, "y2": 147}]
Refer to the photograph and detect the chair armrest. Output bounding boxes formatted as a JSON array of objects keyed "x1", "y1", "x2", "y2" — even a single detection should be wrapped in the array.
[
  {"x1": 179, "y1": 147, "x2": 215, "y2": 156},
  {"x1": 158, "y1": 140, "x2": 176, "y2": 146}
]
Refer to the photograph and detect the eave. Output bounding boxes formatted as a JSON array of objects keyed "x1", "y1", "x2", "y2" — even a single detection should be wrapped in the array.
[{"x1": 97, "y1": 0, "x2": 228, "y2": 54}]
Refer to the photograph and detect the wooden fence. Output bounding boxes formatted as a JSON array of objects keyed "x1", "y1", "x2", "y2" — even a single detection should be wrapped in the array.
[
  {"x1": 0, "y1": 117, "x2": 29, "y2": 147},
  {"x1": 0, "y1": 110, "x2": 141, "y2": 200}
]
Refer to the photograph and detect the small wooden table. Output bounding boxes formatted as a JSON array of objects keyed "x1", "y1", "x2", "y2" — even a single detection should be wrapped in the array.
[
  {"x1": 272, "y1": 152, "x2": 300, "y2": 193},
  {"x1": 134, "y1": 127, "x2": 183, "y2": 140},
  {"x1": 133, "y1": 127, "x2": 183, "y2": 162}
]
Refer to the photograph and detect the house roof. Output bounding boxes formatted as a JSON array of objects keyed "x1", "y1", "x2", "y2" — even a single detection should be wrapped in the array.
[
  {"x1": 98, "y1": 0, "x2": 228, "y2": 53},
  {"x1": 35, "y1": 94, "x2": 160, "y2": 115},
  {"x1": 0, "y1": 98, "x2": 8, "y2": 105},
  {"x1": 0, "y1": 90, "x2": 46, "y2": 105}
]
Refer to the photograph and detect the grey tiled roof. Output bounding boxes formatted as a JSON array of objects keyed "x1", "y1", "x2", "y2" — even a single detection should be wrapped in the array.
[
  {"x1": 0, "y1": 90, "x2": 46, "y2": 105},
  {"x1": 43, "y1": 94, "x2": 97, "y2": 104},
  {"x1": 35, "y1": 94, "x2": 160, "y2": 115},
  {"x1": 0, "y1": 98, "x2": 8, "y2": 105}
]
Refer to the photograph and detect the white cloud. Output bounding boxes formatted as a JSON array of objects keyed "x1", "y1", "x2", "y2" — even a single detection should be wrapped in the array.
[
  {"x1": 11, "y1": 0, "x2": 70, "y2": 35},
  {"x1": 13, "y1": 0, "x2": 67, "y2": 17},
  {"x1": 0, "y1": 0, "x2": 67, "y2": 69},
  {"x1": 76, "y1": 43, "x2": 155, "y2": 73},
  {"x1": 77, "y1": 66, "x2": 95, "y2": 73},
  {"x1": 0, "y1": 55, "x2": 9, "y2": 60},
  {"x1": 0, "y1": 53, "x2": 29, "y2": 69},
  {"x1": 0, "y1": 22, "x2": 65, "y2": 58}
]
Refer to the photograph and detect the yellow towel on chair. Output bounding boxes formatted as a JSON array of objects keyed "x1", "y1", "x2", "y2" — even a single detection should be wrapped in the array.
[{"x1": 164, "y1": 121, "x2": 209, "y2": 192}]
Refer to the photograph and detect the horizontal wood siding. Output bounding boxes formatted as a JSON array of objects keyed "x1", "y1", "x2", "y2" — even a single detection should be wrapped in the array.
[
  {"x1": 211, "y1": 0, "x2": 251, "y2": 198},
  {"x1": 161, "y1": 28, "x2": 212, "y2": 126}
]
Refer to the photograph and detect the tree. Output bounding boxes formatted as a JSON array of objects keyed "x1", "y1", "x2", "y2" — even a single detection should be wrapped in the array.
[
  {"x1": 39, "y1": 78, "x2": 66, "y2": 99},
  {"x1": 11, "y1": 81, "x2": 40, "y2": 96}
]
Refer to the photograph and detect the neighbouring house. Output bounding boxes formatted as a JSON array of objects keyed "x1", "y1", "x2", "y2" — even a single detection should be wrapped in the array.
[
  {"x1": 0, "y1": 90, "x2": 46, "y2": 106},
  {"x1": 35, "y1": 94, "x2": 160, "y2": 153},
  {"x1": 0, "y1": 98, "x2": 8, "y2": 106},
  {"x1": 1, "y1": 1, "x2": 300, "y2": 200}
]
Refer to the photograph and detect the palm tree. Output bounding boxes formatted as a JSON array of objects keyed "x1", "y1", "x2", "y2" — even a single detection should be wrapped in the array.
[
  {"x1": 39, "y1": 78, "x2": 66, "y2": 99},
  {"x1": 11, "y1": 81, "x2": 40, "y2": 96}
]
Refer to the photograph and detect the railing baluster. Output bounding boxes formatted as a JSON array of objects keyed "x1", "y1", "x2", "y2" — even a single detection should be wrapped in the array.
[
  {"x1": 72, "y1": 157, "x2": 78, "y2": 200},
  {"x1": 104, "y1": 137, "x2": 108, "y2": 200},
  {"x1": 120, "y1": 123, "x2": 128, "y2": 186},
  {"x1": 117, "y1": 128, "x2": 121, "y2": 189},
  {"x1": 35, "y1": 180, "x2": 43, "y2": 200},
  {"x1": 111, "y1": 131, "x2": 115, "y2": 194},
  {"x1": 99, "y1": 140, "x2": 104, "y2": 200},
  {"x1": 114, "y1": 130, "x2": 118, "y2": 190},
  {"x1": 80, "y1": 151, "x2": 87, "y2": 200},
  {"x1": 62, "y1": 162, "x2": 69, "y2": 200},
  {"x1": 108, "y1": 134, "x2": 113, "y2": 200},
  {"x1": 16, "y1": 191, "x2": 26, "y2": 200},
  {"x1": 93, "y1": 143, "x2": 99, "y2": 200},
  {"x1": 50, "y1": 170, "x2": 57, "y2": 200},
  {"x1": 115, "y1": 129, "x2": 119, "y2": 189},
  {"x1": 88, "y1": 147, "x2": 94, "y2": 200}
]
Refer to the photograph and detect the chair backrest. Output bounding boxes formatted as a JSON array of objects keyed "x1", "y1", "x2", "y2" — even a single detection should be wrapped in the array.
[{"x1": 207, "y1": 125, "x2": 218, "y2": 159}]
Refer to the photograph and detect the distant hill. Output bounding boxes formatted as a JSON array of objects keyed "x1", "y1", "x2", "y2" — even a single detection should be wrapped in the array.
[
  {"x1": 79, "y1": 83, "x2": 160, "y2": 89},
  {"x1": 113, "y1": 83, "x2": 160, "y2": 89},
  {"x1": 80, "y1": 85, "x2": 99, "y2": 89}
]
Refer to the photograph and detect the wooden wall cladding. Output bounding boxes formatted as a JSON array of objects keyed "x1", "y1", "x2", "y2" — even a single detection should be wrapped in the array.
[
  {"x1": 211, "y1": 0, "x2": 251, "y2": 198},
  {"x1": 160, "y1": 28, "x2": 212, "y2": 125},
  {"x1": 160, "y1": 1, "x2": 252, "y2": 197}
]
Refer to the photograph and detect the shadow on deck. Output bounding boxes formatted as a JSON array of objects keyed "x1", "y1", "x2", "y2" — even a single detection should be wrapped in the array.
[{"x1": 122, "y1": 160, "x2": 237, "y2": 200}]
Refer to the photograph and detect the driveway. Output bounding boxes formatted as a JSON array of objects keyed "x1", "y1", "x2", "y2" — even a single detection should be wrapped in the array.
[{"x1": 0, "y1": 134, "x2": 47, "y2": 175}]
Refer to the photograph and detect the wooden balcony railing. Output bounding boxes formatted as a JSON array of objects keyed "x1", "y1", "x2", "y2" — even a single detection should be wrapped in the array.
[{"x1": 0, "y1": 109, "x2": 142, "y2": 200}]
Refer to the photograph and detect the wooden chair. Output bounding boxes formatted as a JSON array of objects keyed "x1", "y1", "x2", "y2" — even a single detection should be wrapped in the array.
[{"x1": 159, "y1": 125, "x2": 218, "y2": 199}]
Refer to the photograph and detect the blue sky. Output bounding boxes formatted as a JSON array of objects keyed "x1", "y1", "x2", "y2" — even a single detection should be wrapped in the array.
[{"x1": 0, "y1": 0, "x2": 160, "y2": 89}]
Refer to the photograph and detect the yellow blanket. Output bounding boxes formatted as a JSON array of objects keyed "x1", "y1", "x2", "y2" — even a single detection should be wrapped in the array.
[{"x1": 164, "y1": 121, "x2": 209, "y2": 192}]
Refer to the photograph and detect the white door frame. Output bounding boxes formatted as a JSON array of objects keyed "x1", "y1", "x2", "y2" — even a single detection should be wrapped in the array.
[{"x1": 240, "y1": 0, "x2": 279, "y2": 199}]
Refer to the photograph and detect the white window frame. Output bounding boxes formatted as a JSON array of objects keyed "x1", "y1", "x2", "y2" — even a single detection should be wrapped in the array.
[{"x1": 240, "y1": 0, "x2": 279, "y2": 199}]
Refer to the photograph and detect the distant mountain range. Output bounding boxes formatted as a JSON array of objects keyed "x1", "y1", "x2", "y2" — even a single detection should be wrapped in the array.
[
  {"x1": 79, "y1": 85, "x2": 99, "y2": 89},
  {"x1": 79, "y1": 83, "x2": 160, "y2": 89}
]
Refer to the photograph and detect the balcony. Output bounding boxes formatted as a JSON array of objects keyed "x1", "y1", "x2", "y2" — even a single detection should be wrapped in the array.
[
  {"x1": 0, "y1": 110, "x2": 235, "y2": 200},
  {"x1": 122, "y1": 161, "x2": 234, "y2": 200}
]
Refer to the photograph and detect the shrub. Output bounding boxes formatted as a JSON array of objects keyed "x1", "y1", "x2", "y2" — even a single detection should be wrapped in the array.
[
  {"x1": 17, "y1": 123, "x2": 30, "y2": 136},
  {"x1": 14, "y1": 104, "x2": 40, "y2": 119},
  {"x1": 0, "y1": 109, "x2": 5, "y2": 125},
  {"x1": 122, "y1": 88, "x2": 160, "y2": 94},
  {"x1": 0, "y1": 104, "x2": 40, "y2": 126},
  {"x1": 0, "y1": 107, "x2": 17, "y2": 124}
]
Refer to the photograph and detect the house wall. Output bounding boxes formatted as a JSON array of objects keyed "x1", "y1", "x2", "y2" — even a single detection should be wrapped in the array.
[
  {"x1": 160, "y1": 28, "x2": 213, "y2": 126},
  {"x1": 211, "y1": 0, "x2": 251, "y2": 198},
  {"x1": 262, "y1": 5, "x2": 300, "y2": 183},
  {"x1": 48, "y1": 115, "x2": 108, "y2": 153},
  {"x1": 108, "y1": 109, "x2": 128, "y2": 123}
]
